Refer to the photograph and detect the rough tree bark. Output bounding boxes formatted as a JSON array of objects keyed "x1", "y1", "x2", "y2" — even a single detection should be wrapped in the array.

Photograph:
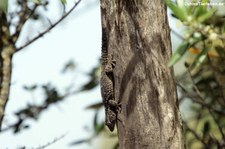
[
  {"x1": 100, "y1": 0, "x2": 184, "y2": 148},
  {"x1": 0, "y1": 11, "x2": 14, "y2": 129}
]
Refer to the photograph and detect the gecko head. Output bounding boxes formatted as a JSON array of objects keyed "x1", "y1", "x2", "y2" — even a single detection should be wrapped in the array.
[{"x1": 105, "y1": 110, "x2": 116, "y2": 131}]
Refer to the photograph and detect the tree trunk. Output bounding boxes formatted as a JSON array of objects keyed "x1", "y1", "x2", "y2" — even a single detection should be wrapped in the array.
[
  {"x1": 0, "y1": 11, "x2": 14, "y2": 129},
  {"x1": 100, "y1": 0, "x2": 184, "y2": 148}
]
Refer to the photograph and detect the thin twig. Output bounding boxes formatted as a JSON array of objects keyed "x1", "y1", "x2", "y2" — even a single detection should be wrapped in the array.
[
  {"x1": 176, "y1": 82, "x2": 225, "y2": 116},
  {"x1": 186, "y1": 66, "x2": 225, "y2": 140},
  {"x1": 0, "y1": 88, "x2": 79, "y2": 133},
  {"x1": 207, "y1": 54, "x2": 225, "y2": 104},
  {"x1": 183, "y1": 122, "x2": 207, "y2": 147},
  {"x1": 170, "y1": 28, "x2": 184, "y2": 40},
  {"x1": 16, "y1": 0, "x2": 82, "y2": 52},
  {"x1": 33, "y1": 132, "x2": 68, "y2": 149},
  {"x1": 12, "y1": 3, "x2": 39, "y2": 43}
]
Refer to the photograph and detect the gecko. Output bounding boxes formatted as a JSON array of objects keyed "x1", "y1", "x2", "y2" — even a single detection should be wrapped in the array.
[{"x1": 100, "y1": 27, "x2": 119, "y2": 131}]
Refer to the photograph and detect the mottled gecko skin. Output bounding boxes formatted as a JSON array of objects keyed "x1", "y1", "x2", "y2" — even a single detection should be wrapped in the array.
[{"x1": 100, "y1": 28, "x2": 117, "y2": 131}]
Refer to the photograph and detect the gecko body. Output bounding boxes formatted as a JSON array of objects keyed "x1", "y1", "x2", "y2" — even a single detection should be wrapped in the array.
[{"x1": 100, "y1": 28, "x2": 118, "y2": 131}]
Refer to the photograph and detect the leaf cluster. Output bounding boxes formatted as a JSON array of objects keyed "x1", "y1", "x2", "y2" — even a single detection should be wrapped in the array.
[
  {"x1": 166, "y1": 0, "x2": 224, "y2": 68},
  {"x1": 166, "y1": 0, "x2": 225, "y2": 148}
]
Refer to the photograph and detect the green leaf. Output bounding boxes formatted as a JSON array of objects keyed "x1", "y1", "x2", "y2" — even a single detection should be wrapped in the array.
[
  {"x1": 61, "y1": 0, "x2": 67, "y2": 4},
  {"x1": 177, "y1": 0, "x2": 185, "y2": 7},
  {"x1": 23, "y1": 85, "x2": 37, "y2": 91},
  {"x1": 93, "y1": 111, "x2": 105, "y2": 134},
  {"x1": 168, "y1": 42, "x2": 189, "y2": 67},
  {"x1": 223, "y1": 22, "x2": 225, "y2": 33},
  {"x1": 113, "y1": 143, "x2": 119, "y2": 149},
  {"x1": 165, "y1": 0, "x2": 188, "y2": 21},
  {"x1": 190, "y1": 47, "x2": 209, "y2": 69},
  {"x1": 61, "y1": 60, "x2": 76, "y2": 73},
  {"x1": 70, "y1": 139, "x2": 90, "y2": 146},
  {"x1": 203, "y1": 121, "x2": 210, "y2": 136},
  {"x1": 215, "y1": 46, "x2": 225, "y2": 58},
  {"x1": 80, "y1": 78, "x2": 98, "y2": 91},
  {"x1": 198, "y1": 8, "x2": 217, "y2": 23},
  {"x1": 0, "y1": 0, "x2": 8, "y2": 14},
  {"x1": 93, "y1": 111, "x2": 98, "y2": 129},
  {"x1": 32, "y1": 0, "x2": 41, "y2": 4},
  {"x1": 193, "y1": 6, "x2": 205, "y2": 18},
  {"x1": 95, "y1": 123, "x2": 105, "y2": 135},
  {"x1": 86, "y1": 102, "x2": 103, "y2": 110}
]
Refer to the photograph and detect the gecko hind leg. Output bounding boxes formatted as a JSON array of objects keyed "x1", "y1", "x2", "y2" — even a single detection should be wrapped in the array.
[{"x1": 108, "y1": 100, "x2": 122, "y2": 113}]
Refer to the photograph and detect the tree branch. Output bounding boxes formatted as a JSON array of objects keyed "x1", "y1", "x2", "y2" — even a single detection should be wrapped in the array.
[
  {"x1": 12, "y1": 2, "x2": 39, "y2": 43},
  {"x1": 15, "y1": 0, "x2": 82, "y2": 52}
]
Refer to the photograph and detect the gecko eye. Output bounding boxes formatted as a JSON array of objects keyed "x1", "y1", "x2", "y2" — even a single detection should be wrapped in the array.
[{"x1": 109, "y1": 112, "x2": 116, "y2": 121}]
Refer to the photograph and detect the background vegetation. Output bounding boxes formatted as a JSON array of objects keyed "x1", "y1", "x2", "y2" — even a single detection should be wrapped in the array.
[{"x1": 0, "y1": 0, "x2": 225, "y2": 148}]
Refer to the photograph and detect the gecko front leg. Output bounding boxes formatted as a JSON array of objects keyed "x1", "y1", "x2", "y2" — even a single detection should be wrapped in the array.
[{"x1": 105, "y1": 54, "x2": 116, "y2": 73}]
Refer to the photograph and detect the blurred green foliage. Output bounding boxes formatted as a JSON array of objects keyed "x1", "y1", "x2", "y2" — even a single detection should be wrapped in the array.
[
  {"x1": 0, "y1": 0, "x2": 8, "y2": 14},
  {"x1": 166, "y1": 0, "x2": 225, "y2": 148}
]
